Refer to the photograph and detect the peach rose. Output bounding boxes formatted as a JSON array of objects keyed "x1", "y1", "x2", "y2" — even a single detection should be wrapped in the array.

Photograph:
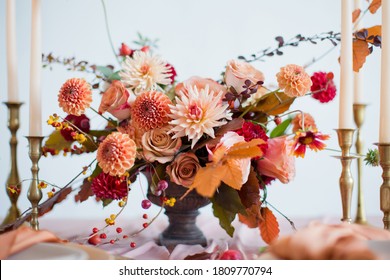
[
  {"x1": 98, "y1": 80, "x2": 131, "y2": 120},
  {"x1": 256, "y1": 136, "x2": 295, "y2": 184},
  {"x1": 224, "y1": 60, "x2": 264, "y2": 94},
  {"x1": 175, "y1": 76, "x2": 227, "y2": 99},
  {"x1": 141, "y1": 125, "x2": 182, "y2": 164},
  {"x1": 166, "y1": 152, "x2": 201, "y2": 187}
]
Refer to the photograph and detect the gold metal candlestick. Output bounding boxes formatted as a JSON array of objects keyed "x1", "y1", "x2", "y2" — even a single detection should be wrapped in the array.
[
  {"x1": 334, "y1": 129, "x2": 356, "y2": 223},
  {"x1": 378, "y1": 143, "x2": 390, "y2": 230},
  {"x1": 27, "y1": 136, "x2": 44, "y2": 230},
  {"x1": 2, "y1": 102, "x2": 23, "y2": 226},
  {"x1": 353, "y1": 104, "x2": 368, "y2": 224}
]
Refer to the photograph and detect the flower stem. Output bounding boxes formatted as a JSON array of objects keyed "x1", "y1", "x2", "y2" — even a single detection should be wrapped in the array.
[
  {"x1": 266, "y1": 201, "x2": 297, "y2": 231},
  {"x1": 101, "y1": 0, "x2": 121, "y2": 66}
]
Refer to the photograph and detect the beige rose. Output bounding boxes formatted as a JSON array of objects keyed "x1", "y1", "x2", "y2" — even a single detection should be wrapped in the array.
[
  {"x1": 175, "y1": 76, "x2": 227, "y2": 99},
  {"x1": 224, "y1": 60, "x2": 264, "y2": 94},
  {"x1": 141, "y1": 125, "x2": 181, "y2": 163},
  {"x1": 166, "y1": 152, "x2": 201, "y2": 187},
  {"x1": 98, "y1": 80, "x2": 131, "y2": 120}
]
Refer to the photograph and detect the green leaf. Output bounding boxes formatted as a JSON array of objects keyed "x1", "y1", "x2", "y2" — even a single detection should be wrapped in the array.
[
  {"x1": 108, "y1": 71, "x2": 121, "y2": 81},
  {"x1": 211, "y1": 201, "x2": 235, "y2": 237},
  {"x1": 102, "y1": 198, "x2": 113, "y2": 207},
  {"x1": 96, "y1": 66, "x2": 113, "y2": 78},
  {"x1": 43, "y1": 130, "x2": 72, "y2": 151},
  {"x1": 81, "y1": 137, "x2": 98, "y2": 153},
  {"x1": 90, "y1": 163, "x2": 102, "y2": 180},
  {"x1": 270, "y1": 118, "x2": 292, "y2": 138}
]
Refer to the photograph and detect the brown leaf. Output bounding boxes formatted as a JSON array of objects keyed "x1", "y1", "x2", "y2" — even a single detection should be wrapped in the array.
[
  {"x1": 238, "y1": 168, "x2": 261, "y2": 209},
  {"x1": 239, "y1": 204, "x2": 263, "y2": 228},
  {"x1": 365, "y1": 25, "x2": 382, "y2": 43},
  {"x1": 184, "y1": 252, "x2": 213, "y2": 260},
  {"x1": 253, "y1": 92, "x2": 295, "y2": 116},
  {"x1": 368, "y1": 0, "x2": 381, "y2": 14},
  {"x1": 259, "y1": 207, "x2": 280, "y2": 244},
  {"x1": 353, "y1": 40, "x2": 370, "y2": 72},
  {"x1": 352, "y1": 8, "x2": 361, "y2": 23},
  {"x1": 75, "y1": 179, "x2": 94, "y2": 203}
]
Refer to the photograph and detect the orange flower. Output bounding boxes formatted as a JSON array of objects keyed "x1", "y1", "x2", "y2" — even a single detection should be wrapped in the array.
[
  {"x1": 131, "y1": 91, "x2": 172, "y2": 132},
  {"x1": 175, "y1": 76, "x2": 227, "y2": 100},
  {"x1": 97, "y1": 132, "x2": 136, "y2": 176},
  {"x1": 98, "y1": 80, "x2": 131, "y2": 120},
  {"x1": 58, "y1": 78, "x2": 92, "y2": 116},
  {"x1": 276, "y1": 64, "x2": 312, "y2": 97},
  {"x1": 291, "y1": 130, "x2": 330, "y2": 158},
  {"x1": 291, "y1": 113, "x2": 317, "y2": 133}
]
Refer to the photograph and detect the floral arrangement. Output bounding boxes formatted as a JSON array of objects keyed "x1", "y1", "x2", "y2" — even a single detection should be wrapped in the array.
[{"x1": 41, "y1": 35, "x2": 337, "y2": 246}]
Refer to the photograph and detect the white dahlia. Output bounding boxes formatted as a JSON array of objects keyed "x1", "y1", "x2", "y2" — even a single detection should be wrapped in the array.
[
  {"x1": 168, "y1": 85, "x2": 232, "y2": 148},
  {"x1": 120, "y1": 51, "x2": 171, "y2": 94}
]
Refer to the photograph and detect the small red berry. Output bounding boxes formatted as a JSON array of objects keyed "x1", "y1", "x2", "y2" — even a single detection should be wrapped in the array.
[
  {"x1": 141, "y1": 199, "x2": 151, "y2": 209},
  {"x1": 143, "y1": 223, "x2": 148, "y2": 228},
  {"x1": 142, "y1": 214, "x2": 148, "y2": 219},
  {"x1": 123, "y1": 235, "x2": 128, "y2": 239},
  {"x1": 140, "y1": 46, "x2": 149, "y2": 53},
  {"x1": 92, "y1": 227, "x2": 99, "y2": 233},
  {"x1": 116, "y1": 227, "x2": 123, "y2": 233},
  {"x1": 110, "y1": 239, "x2": 115, "y2": 244},
  {"x1": 88, "y1": 234, "x2": 101, "y2": 246},
  {"x1": 130, "y1": 242, "x2": 136, "y2": 248},
  {"x1": 274, "y1": 116, "x2": 282, "y2": 125},
  {"x1": 99, "y1": 233, "x2": 107, "y2": 239},
  {"x1": 219, "y1": 249, "x2": 244, "y2": 260},
  {"x1": 157, "y1": 180, "x2": 168, "y2": 191},
  {"x1": 119, "y1": 43, "x2": 133, "y2": 56}
]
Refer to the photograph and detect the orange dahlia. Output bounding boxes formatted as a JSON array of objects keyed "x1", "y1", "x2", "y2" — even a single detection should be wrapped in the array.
[
  {"x1": 276, "y1": 64, "x2": 312, "y2": 97},
  {"x1": 291, "y1": 130, "x2": 330, "y2": 158},
  {"x1": 97, "y1": 132, "x2": 136, "y2": 176},
  {"x1": 291, "y1": 113, "x2": 317, "y2": 133},
  {"x1": 131, "y1": 91, "x2": 172, "y2": 132},
  {"x1": 58, "y1": 78, "x2": 93, "y2": 116}
]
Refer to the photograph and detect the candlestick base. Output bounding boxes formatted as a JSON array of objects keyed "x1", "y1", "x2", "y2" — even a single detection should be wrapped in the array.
[
  {"x1": 377, "y1": 143, "x2": 390, "y2": 231},
  {"x1": 353, "y1": 103, "x2": 368, "y2": 225},
  {"x1": 334, "y1": 129, "x2": 357, "y2": 223},
  {"x1": 1, "y1": 102, "x2": 23, "y2": 226},
  {"x1": 26, "y1": 136, "x2": 44, "y2": 231}
]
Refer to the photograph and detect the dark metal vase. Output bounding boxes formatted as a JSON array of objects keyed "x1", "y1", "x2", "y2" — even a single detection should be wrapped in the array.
[{"x1": 147, "y1": 180, "x2": 210, "y2": 251}]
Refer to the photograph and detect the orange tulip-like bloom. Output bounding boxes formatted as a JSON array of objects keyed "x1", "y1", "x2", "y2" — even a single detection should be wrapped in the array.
[
  {"x1": 276, "y1": 64, "x2": 312, "y2": 97},
  {"x1": 58, "y1": 78, "x2": 93, "y2": 116},
  {"x1": 97, "y1": 132, "x2": 136, "y2": 176},
  {"x1": 131, "y1": 91, "x2": 172, "y2": 132},
  {"x1": 292, "y1": 130, "x2": 330, "y2": 158}
]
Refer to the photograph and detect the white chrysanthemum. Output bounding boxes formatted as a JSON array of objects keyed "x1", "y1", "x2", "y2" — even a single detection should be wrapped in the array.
[
  {"x1": 168, "y1": 85, "x2": 232, "y2": 148},
  {"x1": 120, "y1": 51, "x2": 171, "y2": 94}
]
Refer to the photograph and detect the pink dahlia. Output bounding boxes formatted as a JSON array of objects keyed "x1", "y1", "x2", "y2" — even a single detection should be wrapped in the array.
[
  {"x1": 310, "y1": 72, "x2": 337, "y2": 103},
  {"x1": 91, "y1": 172, "x2": 128, "y2": 200},
  {"x1": 58, "y1": 78, "x2": 93, "y2": 116},
  {"x1": 97, "y1": 132, "x2": 136, "y2": 176},
  {"x1": 236, "y1": 121, "x2": 269, "y2": 153},
  {"x1": 60, "y1": 114, "x2": 90, "y2": 141},
  {"x1": 276, "y1": 64, "x2": 312, "y2": 97},
  {"x1": 131, "y1": 91, "x2": 172, "y2": 132}
]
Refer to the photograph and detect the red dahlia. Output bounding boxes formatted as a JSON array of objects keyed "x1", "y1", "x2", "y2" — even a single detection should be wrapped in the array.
[
  {"x1": 310, "y1": 72, "x2": 337, "y2": 103},
  {"x1": 91, "y1": 172, "x2": 128, "y2": 200},
  {"x1": 60, "y1": 114, "x2": 90, "y2": 141},
  {"x1": 236, "y1": 121, "x2": 269, "y2": 153}
]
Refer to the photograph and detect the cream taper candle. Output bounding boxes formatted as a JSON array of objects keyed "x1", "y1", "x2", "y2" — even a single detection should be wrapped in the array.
[
  {"x1": 339, "y1": 0, "x2": 354, "y2": 129},
  {"x1": 29, "y1": 0, "x2": 42, "y2": 136},
  {"x1": 380, "y1": 0, "x2": 390, "y2": 142},
  {"x1": 6, "y1": 0, "x2": 19, "y2": 102},
  {"x1": 353, "y1": 0, "x2": 363, "y2": 104}
]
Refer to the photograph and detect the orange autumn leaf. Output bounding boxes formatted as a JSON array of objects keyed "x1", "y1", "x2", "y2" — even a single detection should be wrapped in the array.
[
  {"x1": 190, "y1": 164, "x2": 227, "y2": 197},
  {"x1": 239, "y1": 204, "x2": 263, "y2": 228},
  {"x1": 226, "y1": 139, "x2": 265, "y2": 160},
  {"x1": 352, "y1": 8, "x2": 361, "y2": 23},
  {"x1": 365, "y1": 25, "x2": 382, "y2": 44},
  {"x1": 353, "y1": 40, "x2": 370, "y2": 72},
  {"x1": 221, "y1": 159, "x2": 248, "y2": 190},
  {"x1": 259, "y1": 207, "x2": 280, "y2": 245},
  {"x1": 368, "y1": 0, "x2": 381, "y2": 14}
]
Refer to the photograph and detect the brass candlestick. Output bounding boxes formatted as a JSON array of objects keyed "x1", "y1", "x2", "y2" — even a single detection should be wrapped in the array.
[
  {"x1": 2, "y1": 102, "x2": 23, "y2": 226},
  {"x1": 378, "y1": 143, "x2": 390, "y2": 230},
  {"x1": 334, "y1": 129, "x2": 356, "y2": 223},
  {"x1": 353, "y1": 104, "x2": 368, "y2": 224},
  {"x1": 26, "y1": 136, "x2": 44, "y2": 230}
]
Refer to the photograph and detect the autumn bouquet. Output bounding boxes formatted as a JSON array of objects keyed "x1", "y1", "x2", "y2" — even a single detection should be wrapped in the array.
[{"x1": 42, "y1": 39, "x2": 336, "y2": 245}]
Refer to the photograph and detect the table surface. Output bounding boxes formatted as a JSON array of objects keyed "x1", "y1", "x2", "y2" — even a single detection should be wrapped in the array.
[{"x1": 37, "y1": 214, "x2": 385, "y2": 260}]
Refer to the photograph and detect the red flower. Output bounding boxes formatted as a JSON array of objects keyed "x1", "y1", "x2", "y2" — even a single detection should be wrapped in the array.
[
  {"x1": 310, "y1": 72, "x2": 337, "y2": 103},
  {"x1": 292, "y1": 130, "x2": 330, "y2": 158},
  {"x1": 91, "y1": 172, "x2": 128, "y2": 200},
  {"x1": 166, "y1": 63, "x2": 177, "y2": 84},
  {"x1": 119, "y1": 43, "x2": 133, "y2": 57},
  {"x1": 60, "y1": 114, "x2": 90, "y2": 141},
  {"x1": 236, "y1": 121, "x2": 269, "y2": 153}
]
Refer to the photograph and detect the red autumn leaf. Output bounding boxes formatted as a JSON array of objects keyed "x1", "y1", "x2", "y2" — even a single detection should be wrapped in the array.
[
  {"x1": 368, "y1": 0, "x2": 381, "y2": 14},
  {"x1": 75, "y1": 179, "x2": 94, "y2": 203},
  {"x1": 353, "y1": 40, "x2": 370, "y2": 72},
  {"x1": 352, "y1": 8, "x2": 361, "y2": 23},
  {"x1": 38, "y1": 187, "x2": 72, "y2": 216},
  {"x1": 259, "y1": 207, "x2": 280, "y2": 245}
]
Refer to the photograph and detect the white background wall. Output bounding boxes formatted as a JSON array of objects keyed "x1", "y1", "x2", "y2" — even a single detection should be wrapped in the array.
[{"x1": 0, "y1": 0, "x2": 384, "y2": 225}]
